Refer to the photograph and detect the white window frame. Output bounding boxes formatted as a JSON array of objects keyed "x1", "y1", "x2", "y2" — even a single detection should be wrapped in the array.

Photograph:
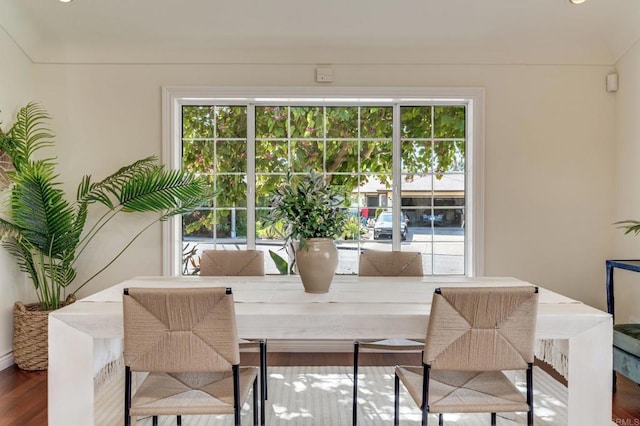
[{"x1": 162, "y1": 86, "x2": 485, "y2": 277}]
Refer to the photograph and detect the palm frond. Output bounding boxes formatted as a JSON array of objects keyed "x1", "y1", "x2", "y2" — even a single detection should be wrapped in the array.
[
  {"x1": 615, "y1": 220, "x2": 640, "y2": 236},
  {"x1": 45, "y1": 260, "x2": 77, "y2": 289},
  {"x1": 159, "y1": 193, "x2": 218, "y2": 221},
  {"x1": 77, "y1": 156, "x2": 158, "y2": 207},
  {"x1": 2, "y1": 239, "x2": 41, "y2": 290},
  {"x1": 68, "y1": 202, "x2": 88, "y2": 256},
  {"x1": 2, "y1": 103, "x2": 216, "y2": 309},
  {"x1": 11, "y1": 160, "x2": 77, "y2": 257},
  {"x1": 118, "y1": 168, "x2": 211, "y2": 213},
  {"x1": 6, "y1": 103, "x2": 54, "y2": 170}
]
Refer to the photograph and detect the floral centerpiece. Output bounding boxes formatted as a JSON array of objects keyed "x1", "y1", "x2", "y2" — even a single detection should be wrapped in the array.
[{"x1": 267, "y1": 171, "x2": 348, "y2": 293}]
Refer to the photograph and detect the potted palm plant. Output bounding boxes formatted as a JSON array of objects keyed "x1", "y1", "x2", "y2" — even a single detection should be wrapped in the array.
[
  {"x1": 0, "y1": 103, "x2": 212, "y2": 370},
  {"x1": 267, "y1": 170, "x2": 348, "y2": 293}
]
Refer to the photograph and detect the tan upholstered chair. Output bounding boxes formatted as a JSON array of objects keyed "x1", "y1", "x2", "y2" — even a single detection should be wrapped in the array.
[
  {"x1": 200, "y1": 250, "x2": 268, "y2": 401},
  {"x1": 200, "y1": 250, "x2": 265, "y2": 276},
  {"x1": 358, "y1": 250, "x2": 423, "y2": 277},
  {"x1": 353, "y1": 250, "x2": 424, "y2": 425},
  {"x1": 123, "y1": 287, "x2": 264, "y2": 426},
  {"x1": 394, "y1": 286, "x2": 539, "y2": 426}
]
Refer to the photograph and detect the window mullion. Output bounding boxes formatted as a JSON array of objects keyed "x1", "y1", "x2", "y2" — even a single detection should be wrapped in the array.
[
  {"x1": 430, "y1": 106, "x2": 436, "y2": 271},
  {"x1": 392, "y1": 104, "x2": 402, "y2": 251},
  {"x1": 247, "y1": 104, "x2": 256, "y2": 249},
  {"x1": 212, "y1": 108, "x2": 218, "y2": 245}
]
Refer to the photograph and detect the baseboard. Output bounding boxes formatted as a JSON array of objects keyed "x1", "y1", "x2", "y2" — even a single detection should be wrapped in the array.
[
  {"x1": 268, "y1": 340, "x2": 353, "y2": 352},
  {"x1": 0, "y1": 351, "x2": 14, "y2": 371}
]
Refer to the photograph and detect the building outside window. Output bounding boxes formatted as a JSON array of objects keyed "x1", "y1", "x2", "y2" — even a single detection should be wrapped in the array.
[{"x1": 164, "y1": 88, "x2": 483, "y2": 277}]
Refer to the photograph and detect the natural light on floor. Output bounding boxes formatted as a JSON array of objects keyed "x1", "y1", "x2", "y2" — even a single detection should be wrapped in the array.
[{"x1": 96, "y1": 365, "x2": 567, "y2": 425}]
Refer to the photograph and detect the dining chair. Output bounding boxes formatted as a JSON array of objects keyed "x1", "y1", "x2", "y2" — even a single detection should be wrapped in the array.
[
  {"x1": 353, "y1": 250, "x2": 424, "y2": 425},
  {"x1": 358, "y1": 250, "x2": 423, "y2": 277},
  {"x1": 200, "y1": 249, "x2": 265, "y2": 276},
  {"x1": 123, "y1": 287, "x2": 264, "y2": 426},
  {"x1": 394, "y1": 286, "x2": 539, "y2": 426},
  {"x1": 200, "y1": 249, "x2": 269, "y2": 401}
]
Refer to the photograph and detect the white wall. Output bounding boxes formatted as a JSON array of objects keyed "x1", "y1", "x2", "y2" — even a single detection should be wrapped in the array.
[
  {"x1": 32, "y1": 62, "x2": 615, "y2": 312},
  {"x1": 0, "y1": 51, "x2": 620, "y2": 365},
  {"x1": 0, "y1": 28, "x2": 36, "y2": 367},
  {"x1": 613, "y1": 41, "x2": 640, "y2": 323}
]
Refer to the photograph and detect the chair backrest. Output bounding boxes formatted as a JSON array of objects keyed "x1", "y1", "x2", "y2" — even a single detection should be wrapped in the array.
[
  {"x1": 200, "y1": 250, "x2": 265, "y2": 276},
  {"x1": 123, "y1": 287, "x2": 240, "y2": 373},
  {"x1": 358, "y1": 251, "x2": 423, "y2": 276},
  {"x1": 424, "y1": 286, "x2": 538, "y2": 371}
]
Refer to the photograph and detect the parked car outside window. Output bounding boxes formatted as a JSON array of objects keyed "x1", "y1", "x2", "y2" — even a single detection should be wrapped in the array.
[{"x1": 373, "y1": 212, "x2": 407, "y2": 241}]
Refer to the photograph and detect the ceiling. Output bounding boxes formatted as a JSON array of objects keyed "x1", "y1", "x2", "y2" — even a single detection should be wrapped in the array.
[{"x1": 1, "y1": 0, "x2": 639, "y2": 65}]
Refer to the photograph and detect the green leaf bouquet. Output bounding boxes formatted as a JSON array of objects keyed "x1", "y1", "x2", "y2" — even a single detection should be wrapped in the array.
[{"x1": 267, "y1": 170, "x2": 349, "y2": 246}]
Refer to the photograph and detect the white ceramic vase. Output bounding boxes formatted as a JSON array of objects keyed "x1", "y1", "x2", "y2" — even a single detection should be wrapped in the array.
[{"x1": 295, "y1": 238, "x2": 338, "y2": 293}]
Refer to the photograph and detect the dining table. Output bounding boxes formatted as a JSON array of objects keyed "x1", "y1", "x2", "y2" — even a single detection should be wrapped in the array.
[{"x1": 48, "y1": 275, "x2": 612, "y2": 426}]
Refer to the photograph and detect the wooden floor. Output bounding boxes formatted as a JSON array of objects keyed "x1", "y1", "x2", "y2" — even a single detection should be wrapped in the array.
[{"x1": 1, "y1": 353, "x2": 638, "y2": 425}]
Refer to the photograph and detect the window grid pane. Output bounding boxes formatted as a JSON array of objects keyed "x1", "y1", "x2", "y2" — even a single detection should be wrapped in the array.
[{"x1": 181, "y1": 102, "x2": 467, "y2": 276}]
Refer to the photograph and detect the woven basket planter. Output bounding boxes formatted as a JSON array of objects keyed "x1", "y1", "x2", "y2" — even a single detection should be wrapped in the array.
[
  {"x1": 13, "y1": 302, "x2": 51, "y2": 370},
  {"x1": 12, "y1": 296, "x2": 76, "y2": 371}
]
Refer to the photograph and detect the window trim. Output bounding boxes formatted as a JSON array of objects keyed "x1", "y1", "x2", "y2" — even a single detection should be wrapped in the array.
[{"x1": 162, "y1": 86, "x2": 485, "y2": 277}]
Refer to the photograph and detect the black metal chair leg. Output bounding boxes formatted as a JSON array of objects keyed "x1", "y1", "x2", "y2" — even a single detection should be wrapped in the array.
[
  {"x1": 233, "y1": 365, "x2": 241, "y2": 426},
  {"x1": 260, "y1": 371, "x2": 266, "y2": 426},
  {"x1": 527, "y1": 363, "x2": 534, "y2": 426},
  {"x1": 261, "y1": 339, "x2": 268, "y2": 401},
  {"x1": 394, "y1": 372, "x2": 400, "y2": 426},
  {"x1": 353, "y1": 341, "x2": 359, "y2": 426},
  {"x1": 438, "y1": 413, "x2": 443, "y2": 426},
  {"x1": 177, "y1": 415, "x2": 182, "y2": 425},
  {"x1": 253, "y1": 376, "x2": 259, "y2": 426},
  {"x1": 491, "y1": 412, "x2": 496, "y2": 425},
  {"x1": 124, "y1": 366, "x2": 132, "y2": 426},
  {"x1": 422, "y1": 364, "x2": 431, "y2": 426},
  {"x1": 152, "y1": 416, "x2": 158, "y2": 426}
]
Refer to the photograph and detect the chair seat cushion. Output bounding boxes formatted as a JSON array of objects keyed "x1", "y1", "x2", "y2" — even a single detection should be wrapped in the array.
[
  {"x1": 614, "y1": 324, "x2": 640, "y2": 357},
  {"x1": 358, "y1": 338, "x2": 424, "y2": 351},
  {"x1": 130, "y1": 367, "x2": 258, "y2": 416},
  {"x1": 396, "y1": 366, "x2": 529, "y2": 414}
]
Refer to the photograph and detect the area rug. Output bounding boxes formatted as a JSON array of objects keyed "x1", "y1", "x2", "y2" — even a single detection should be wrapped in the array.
[{"x1": 95, "y1": 366, "x2": 567, "y2": 425}]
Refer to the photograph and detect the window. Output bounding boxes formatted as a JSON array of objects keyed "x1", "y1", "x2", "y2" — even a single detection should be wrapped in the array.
[{"x1": 163, "y1": 88, "x2": 484, "y2": 277}]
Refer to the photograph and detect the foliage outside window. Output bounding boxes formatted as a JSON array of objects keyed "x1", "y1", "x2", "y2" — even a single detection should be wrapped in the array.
[{"x1": 180, "y1": 100, "x2": 467, "y2": 276}]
